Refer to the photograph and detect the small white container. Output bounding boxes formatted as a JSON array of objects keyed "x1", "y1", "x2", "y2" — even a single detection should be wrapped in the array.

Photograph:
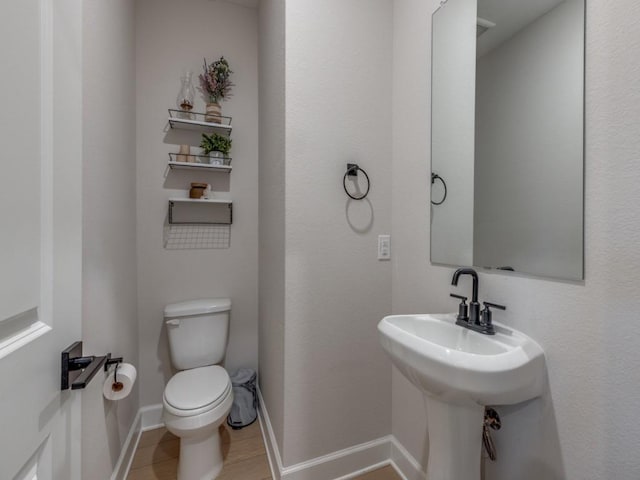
[{"x1": 209, "y1": 151, "x2": 225, "y2": 166}]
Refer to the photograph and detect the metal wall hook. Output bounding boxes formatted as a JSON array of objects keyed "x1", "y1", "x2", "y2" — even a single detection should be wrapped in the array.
[{"x1": 343, "y1": 163, "x2": 371, "y2": 200}]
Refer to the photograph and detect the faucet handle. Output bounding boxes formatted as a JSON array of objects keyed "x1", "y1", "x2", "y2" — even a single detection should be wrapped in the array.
[
  {"x1": 480, "y1": 301, "x2": 506, "y2": 334},
  {"x1": 450, "y1": 293, "x2": 469, "y2": 322},
  {"x1": 483, "y1": 301, "x2": 506, "y2": 311}
]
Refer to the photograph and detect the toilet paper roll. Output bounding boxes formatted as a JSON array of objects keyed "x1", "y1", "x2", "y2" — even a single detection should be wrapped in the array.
[{"x1": 103, "y1": 363, "x2": 137, "y2": 401}]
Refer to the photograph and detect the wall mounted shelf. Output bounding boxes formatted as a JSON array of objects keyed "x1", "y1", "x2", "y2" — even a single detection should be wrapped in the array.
[
  {"x1": 168, "y1": 197, "x2": 233, "y2": 225},
  {"x1": 168, "y1": 153, "x2": 232, "y2": 172},
  {"x1": 168, "y1": 109, "x2": 232, "y2": 136},
  {"x1": 169, "y1": 198, "x2": 232, "y2": 204}
]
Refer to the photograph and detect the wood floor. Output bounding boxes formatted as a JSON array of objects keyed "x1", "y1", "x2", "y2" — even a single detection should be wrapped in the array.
[{"x1": 127, "y1": 421, "x2": 401, "y2": 480}]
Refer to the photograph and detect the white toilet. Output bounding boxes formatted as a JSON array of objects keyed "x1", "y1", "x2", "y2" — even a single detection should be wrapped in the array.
[{"x1": 162, "y1": 298, "x2": 234, "y2": 480}]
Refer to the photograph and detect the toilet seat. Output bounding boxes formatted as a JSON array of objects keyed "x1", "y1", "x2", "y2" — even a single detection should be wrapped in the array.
[{"x1": 163, "y1": 365, "x2": 231, "y2": 417}]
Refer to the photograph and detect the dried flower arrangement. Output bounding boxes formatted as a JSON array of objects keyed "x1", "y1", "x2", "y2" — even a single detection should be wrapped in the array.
[{"x1": 198, "y1": 56, "x2": 234, "y2": 104}]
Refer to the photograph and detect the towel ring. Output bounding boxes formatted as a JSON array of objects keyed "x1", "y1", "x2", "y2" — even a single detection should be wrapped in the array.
[
  {"x1": 343, "y1": 164, "x2": 370, "y2": 200},
  {"x1": 431, "y1": 173, "x2": 447, "y2": 205}
]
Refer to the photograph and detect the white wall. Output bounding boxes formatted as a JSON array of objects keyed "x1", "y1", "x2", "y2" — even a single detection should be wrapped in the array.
[
  {"x1": 430, "y1": 0, "x2": 476, "y2": 267},
  {"x1": 258, "y1": 0, "x2": 287, "y2": 457},
  {"x1": 392, "y1": 0, "x2": 640, "y2": 478},
  {"x1": 135, "y1": 0, "x2": 259, "y2": 407},
  {"x1": 474, "y1": 0, "x2": 584, "y2": 279},
  {"x1": 82, "y1": 1, "x2": 139, "y2": 478},
  {"x1": 281, "y1": 0, "x2": 394, "y2": 466}
]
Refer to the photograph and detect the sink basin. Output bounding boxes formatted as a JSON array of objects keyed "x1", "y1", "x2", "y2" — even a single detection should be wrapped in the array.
[
  {"x1": 378, "y1": 313, "x2": 546, "y2": 406},
  {"x1": 378, "y1": 313, "x2": 546, "y2": 480}
]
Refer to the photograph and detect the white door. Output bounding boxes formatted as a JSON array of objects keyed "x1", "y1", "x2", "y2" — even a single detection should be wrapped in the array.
[{"x1": 0, "y1": 0, "x2": 83, "y2": 478}]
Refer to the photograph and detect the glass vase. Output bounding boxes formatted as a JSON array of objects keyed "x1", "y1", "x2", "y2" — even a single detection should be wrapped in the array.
[{"x1": 177, "y1": 71, "x2": 195, "y2": 119}]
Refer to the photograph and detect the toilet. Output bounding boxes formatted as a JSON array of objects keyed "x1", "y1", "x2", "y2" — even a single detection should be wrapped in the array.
[{"x1": 162, "y1": 298, "x2": 234, "y2": 480}]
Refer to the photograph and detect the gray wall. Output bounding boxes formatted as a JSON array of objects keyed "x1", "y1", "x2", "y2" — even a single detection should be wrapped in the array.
[
  {"x1": 474, "y1": 0, "x2": 584, "y2": 279},
  {"x1": 280, "y1": 0, "x2": 394, "y2": 466},
  {"x1": 135, "y1": 0, "x2": 259, "y2": 407},
  {"x1": 258, "y1": 0, "x2": 287, "y2": 458},
  {"x1": 82, "y1": 0, "x2": 139, "y2": 477},
  {"x1": 392, "y1": 0, "x2": 640, "y2": 478},
  {"x1": 257, "y1": 0, "x2": 395, "y2": 467}
]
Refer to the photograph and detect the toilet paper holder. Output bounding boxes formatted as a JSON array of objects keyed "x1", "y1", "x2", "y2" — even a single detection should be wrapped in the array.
[{"x1": 61, "y1": 341, "x2": 123, "y2": 390}]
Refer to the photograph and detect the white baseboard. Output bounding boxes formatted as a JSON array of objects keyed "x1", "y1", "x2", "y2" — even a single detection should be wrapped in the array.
[
  {"x1": 257, "y1": 403, "x2": 282, "y2": 480},
  {"x1": 390, "y1": 438, "x2": 427, "y2": 480},
  {"x1": 113, "y1": 396, "x2": 426, "y2": 480},
  {"x1": 281, "y1": 437, "x2": 391, "y2": 480},
  {"x1": 257, "y1": 387, "x2": 425, "y2": 480},
  {"x1": 110, "y1": 404, "x2": 164, "y2": 480},
  {"x1": 110, "y1": 410, "x2": 142, "y2": 480},
  {"x1": 140, "y1": 403, "x2": 164, "y2": 431}
]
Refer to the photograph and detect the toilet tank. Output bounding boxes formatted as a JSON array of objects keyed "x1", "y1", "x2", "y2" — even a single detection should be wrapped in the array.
[{"x1": 164, "y1": 298, "x2": 231, "y2": 370}]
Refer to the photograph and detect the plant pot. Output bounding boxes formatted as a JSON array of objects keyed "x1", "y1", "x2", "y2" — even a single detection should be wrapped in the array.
[
  {"x1": 189, "y1": 182, "x2": 208, "y2": 199},
  {"x1": 209, "y1": 151, "x2": 225, "y2": 166},
  {"x1": 205, "y1": 102, "x2": 222, "y2": 123}
]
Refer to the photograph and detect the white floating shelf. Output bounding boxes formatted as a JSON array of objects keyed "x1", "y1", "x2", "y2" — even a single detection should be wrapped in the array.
[
  {"x1": 168, "y1": 160, "x2": 232, "y2": 172},
  {"x1": 168, "y1": 109, "x2": 232, "y2": 136},
  {"x1": 168, "y1": 117, "x2": 232, "y2": 135},
  {"x1": 169, "y1": 197, "x2": 232, "y2": 204}
]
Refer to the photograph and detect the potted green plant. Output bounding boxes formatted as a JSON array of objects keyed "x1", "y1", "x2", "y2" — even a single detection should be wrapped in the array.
[
  {"x1": 200, "y1": 133, "x2": 232, "y2": 165},
  {"x1": 198, "y1": 56, "x2": 234, "y2": 123}
]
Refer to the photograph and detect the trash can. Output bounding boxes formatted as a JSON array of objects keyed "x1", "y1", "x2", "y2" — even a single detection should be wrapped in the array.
[{"x1": 227, "y1": 368, "x2": 258, "y2": 429}]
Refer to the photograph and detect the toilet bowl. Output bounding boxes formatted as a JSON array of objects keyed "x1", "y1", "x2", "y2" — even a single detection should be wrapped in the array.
[
  {"x1": 162, "y1": 298, "x2": 233, "y2": 480},
  {"x1": 163, "y1": 365, "x2": 233, "y2": 480}
]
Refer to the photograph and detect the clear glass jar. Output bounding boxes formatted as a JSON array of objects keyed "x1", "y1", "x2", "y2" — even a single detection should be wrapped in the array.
[{"x1": 177, "y1": 71, "x2": 195, "y2": 117}]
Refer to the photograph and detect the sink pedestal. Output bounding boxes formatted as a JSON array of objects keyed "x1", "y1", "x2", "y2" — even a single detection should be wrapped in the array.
[{"x1": 425, "y1": 397, "x2": 484, "y2": 480}]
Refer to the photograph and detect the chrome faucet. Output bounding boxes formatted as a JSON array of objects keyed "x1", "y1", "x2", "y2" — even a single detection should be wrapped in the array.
[{"x1": 450, "y1": 267, "x2": 505, "y2": 335}]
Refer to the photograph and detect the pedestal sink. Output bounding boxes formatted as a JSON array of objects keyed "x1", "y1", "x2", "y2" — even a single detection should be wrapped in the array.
[{"x1": 378, "y1": 313, "x2": 546, "y2": 480}]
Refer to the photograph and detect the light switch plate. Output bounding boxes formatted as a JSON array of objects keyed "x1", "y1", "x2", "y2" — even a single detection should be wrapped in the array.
[{"x1": 378, "y1": 235, "x2": 391, "y2": 260}]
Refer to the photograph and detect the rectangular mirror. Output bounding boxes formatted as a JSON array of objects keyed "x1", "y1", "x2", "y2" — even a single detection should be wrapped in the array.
[{"x1": 430, "y1": 0, "x2": 585, "y2": 280}]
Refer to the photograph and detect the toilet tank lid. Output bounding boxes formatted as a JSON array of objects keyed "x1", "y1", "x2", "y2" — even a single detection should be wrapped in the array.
[{"x1": 164, "y1": 298, "x2": 231, "y2": 317}]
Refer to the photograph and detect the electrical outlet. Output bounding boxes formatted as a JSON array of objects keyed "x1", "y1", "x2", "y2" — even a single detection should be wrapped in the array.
[{"x1": 378, "y1": 235, "x2": 391, "y2": 260}]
